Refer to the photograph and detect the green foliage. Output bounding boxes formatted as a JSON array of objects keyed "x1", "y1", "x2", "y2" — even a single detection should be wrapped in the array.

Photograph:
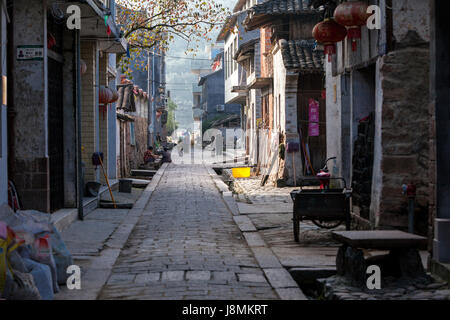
[{"x1": 116, "y1": 0, "x2": 231, "y2": 75}]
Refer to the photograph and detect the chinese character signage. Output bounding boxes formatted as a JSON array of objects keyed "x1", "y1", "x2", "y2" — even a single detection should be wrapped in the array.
[
  {"x1": 17, "y1": 46, "x2": 44, "y2": 61},
  {"x1": 308, "y1": 99, "x2": 320, "y2": 137}
]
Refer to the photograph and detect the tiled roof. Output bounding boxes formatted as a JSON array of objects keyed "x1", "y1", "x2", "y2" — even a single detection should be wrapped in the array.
[
  {"x1": 245, "y1": 0, "x2": 318, "y2": 30},
  {"x1": 279, "y1": 39, "x2": 324, "y2": 72},
  {"x1": 251, "y1": 0, "x2": 313, "y2": 15}
]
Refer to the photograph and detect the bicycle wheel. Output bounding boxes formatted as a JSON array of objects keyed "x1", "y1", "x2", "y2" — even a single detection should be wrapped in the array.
[{"x1": 312, "y1": 219, "x2": 344, "y2": 229}]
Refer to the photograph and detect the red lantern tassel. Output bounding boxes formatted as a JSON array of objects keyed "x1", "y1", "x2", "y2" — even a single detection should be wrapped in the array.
[
  {"x1": 324, "y1": 44, "x2": 336, "y2": 63},
  {"x1": 348, "y1": 27, "x2": 362, "y2": 52},
  {"x1": 100, "y1": 104, "x2": 107, "y2": 120}
]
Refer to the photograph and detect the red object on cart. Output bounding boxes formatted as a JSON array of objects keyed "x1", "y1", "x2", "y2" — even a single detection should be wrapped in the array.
[{"x1": 317, "y1": 170, "x2": 331, "y2": 190}]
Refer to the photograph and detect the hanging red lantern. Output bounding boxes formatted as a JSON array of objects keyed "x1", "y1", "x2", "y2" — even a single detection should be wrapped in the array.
[
  {"x1": 334, "y1": 1, "x2": 370, "y2": 52},
  {"x1": 99, "y1": 86, "x2": 113, "y2": 105},
  {"x1": 47, "y1": 33, "x2": 56, "y2": 49},
  {"x1": 110, "y1": 88, "x2": 119, "y2": 103},
  {"x1": 313, "y1": 18, "x2": 348, "y2": 62}
]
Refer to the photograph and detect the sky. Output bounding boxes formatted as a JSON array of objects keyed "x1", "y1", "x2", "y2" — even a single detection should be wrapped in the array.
[{"x1": 166, "y1": 0, "x2": 235, "y2": 130}]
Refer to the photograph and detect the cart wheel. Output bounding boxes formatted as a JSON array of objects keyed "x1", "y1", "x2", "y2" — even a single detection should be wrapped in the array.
[
  {"x1": 293, "y1": 218, "x2": 300, "y2": 242},
  {"x1": 312, "y1": 219, "x2": 344, "y2": 229}
]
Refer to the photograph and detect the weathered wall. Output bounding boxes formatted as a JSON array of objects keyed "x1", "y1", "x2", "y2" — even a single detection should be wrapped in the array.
[
  {"x1": 81, "y1": 40, "x2": 99, "y2": 183},
  {"x1": 126, "y1": 116, "x2": 148, "y2": 171},
  {"x1": 430, "y1": 0, "x2": 450, "y2": 263},
  {"x1": 10, "y1": 0, "x2": 50, "y2": 212},
  {"x1": 272, "y1": 46, "x2": 302, "y2": 186},
  {"x1": 370, "y1": 1, "x2": 431, "y2": 231},
  {"x1": 62, "y1": 29, "x2": 76, "y2": 207},
  {"x1": 0, "y1": 0, "x2": 8, "y2": 206},
  {"x1": 376, "y1": 46, "x2": 430, "y2": 232},
  {"x1": 392, "y1": 0, "x2": 431, "y2": 44}
]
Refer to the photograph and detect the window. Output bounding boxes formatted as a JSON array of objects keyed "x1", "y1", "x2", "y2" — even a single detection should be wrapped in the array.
[
  {"x1": 130, "y1": 122, "x2": 136, "y2": 146},
  {"x1": 230, "y1": 42, "x2": 234, "y2": 75}
]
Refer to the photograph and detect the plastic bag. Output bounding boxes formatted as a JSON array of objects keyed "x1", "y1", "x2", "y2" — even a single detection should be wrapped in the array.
[
  {"x1": 0, "y1": 205, "x2": 51, "y2": 245},
  {"x1": 49, "y1": 225, "x2": 73, "y2": 285},
  {"x1": 23, "y1": 258, "x2": 53, "y2": 300},
  {"x1": 2, "y1": 270, "x2": 41, "y2": 300},
  {"x1": 31, "y1": 235, "x2": 59, "y2": 294}
]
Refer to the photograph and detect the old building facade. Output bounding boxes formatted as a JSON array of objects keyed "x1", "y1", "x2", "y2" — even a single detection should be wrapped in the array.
[
  {"x1": 6, "y1": 0, "x2": 125, "y2": 213},
  {"x1": 244, "y1": 0, "x2": 324, "y2": 186}
]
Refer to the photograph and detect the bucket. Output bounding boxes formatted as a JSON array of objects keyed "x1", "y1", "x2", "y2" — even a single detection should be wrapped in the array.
[
  {"x1": 119, "y1": 179, "x2": 133, "y2": 193},
  {"x1": 232, "y1": 167, "x2": 251, "y2": 179}
]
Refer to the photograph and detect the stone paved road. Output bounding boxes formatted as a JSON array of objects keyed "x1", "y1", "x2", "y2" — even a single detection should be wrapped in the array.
[{"x1": 98, "y1": 164, "x2": 279, "y2": 300}]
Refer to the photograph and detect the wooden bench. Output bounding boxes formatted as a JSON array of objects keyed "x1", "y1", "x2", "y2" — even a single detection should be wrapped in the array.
[{"x1": 332, "y1": 230, "x2": 428, "y2": 286}]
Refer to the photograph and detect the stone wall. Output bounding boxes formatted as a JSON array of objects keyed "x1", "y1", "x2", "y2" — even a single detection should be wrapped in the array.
[
  {"x1": 377, "y1": 45, "x2": 430, "y2": 233},
  {"x1": 9, "y1": 0, "x2": 50, "y2": 212},
  {"x1": 126, "y1": 116, "x2": 148, "y2": 171}
]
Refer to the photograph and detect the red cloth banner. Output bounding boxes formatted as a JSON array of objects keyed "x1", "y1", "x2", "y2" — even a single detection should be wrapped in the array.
[{"x1": 308, "y1": 98, "x2": 320, "y2": 137}]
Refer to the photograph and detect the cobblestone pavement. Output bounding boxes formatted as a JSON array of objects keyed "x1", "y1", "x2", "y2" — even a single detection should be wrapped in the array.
[
  {"x1": 98, "y1": 164, "x2": 279, "y2": 300},
  {"x1": 225, "y1": 172, "x2": 450, "y2": 300}
]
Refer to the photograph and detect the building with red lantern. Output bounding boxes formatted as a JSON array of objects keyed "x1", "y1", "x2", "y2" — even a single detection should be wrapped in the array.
[
  {"x1": 313, "y1": 0, "x2": 440, "y2": 262},
  {"x1": 4, "y1": 0, "x2": 126, "y2": 218},
  {"x1": 244, "y1": 0, "x2": 325, "y2": 186}
]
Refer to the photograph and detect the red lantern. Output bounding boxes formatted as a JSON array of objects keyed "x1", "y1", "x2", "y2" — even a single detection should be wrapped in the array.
[
  {"x1": 110, "y1": 88, "x2": 119, "y2": 103},
  {"x1": 99, "y1": 86, "x2": 113, "y2": 105},
  {"x1": 312, "y1": 19, "x2": 348, "y2": 62},
  {"x1": 47, "y1": 33, "x2": 56, "y2": 49},
  {"x1": 334, "y1": 1, "x2": 370, "y2": 51}
]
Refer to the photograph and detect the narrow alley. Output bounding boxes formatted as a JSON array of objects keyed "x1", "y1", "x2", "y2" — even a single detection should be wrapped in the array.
[
  {"x1": 99, "y1": 164, "x2": 279, "y2": 300},
  {"x1": 56, "y1": 164, "x2": 306, "y2": 300}
]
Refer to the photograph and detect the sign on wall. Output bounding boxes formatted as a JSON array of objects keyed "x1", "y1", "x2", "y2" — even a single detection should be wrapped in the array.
[
  {"x1": 17, "y1": 45, "x2": 44, "y2": 61},
  {"x1": 308, "y1": 98, "x2": 320, "y2": 137}
]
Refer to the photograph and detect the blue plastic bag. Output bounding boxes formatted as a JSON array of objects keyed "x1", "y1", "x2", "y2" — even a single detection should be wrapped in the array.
[
  {"x1": 23, "y1": 258, "x2": 53, "y2": 300},
  {"x1": 49, "y1": 226, "x2": 73, "y2": 285}
]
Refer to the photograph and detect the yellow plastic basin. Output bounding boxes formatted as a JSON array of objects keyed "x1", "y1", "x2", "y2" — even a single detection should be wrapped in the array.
[{"x1": 232, "y1": 167, "x2": 251, "y2": 178}]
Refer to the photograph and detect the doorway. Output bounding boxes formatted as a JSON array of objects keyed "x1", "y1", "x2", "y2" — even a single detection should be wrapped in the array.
[
  {"x1": 297, "y1": 74, "x2": 326, "y2": 174},
  {"x1": 48, "y1": 57, "x2": 64, "y2": 212}
]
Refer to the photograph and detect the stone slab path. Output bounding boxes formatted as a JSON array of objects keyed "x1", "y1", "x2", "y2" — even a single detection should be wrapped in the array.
[{"x1": 98, "y1": 164, "x2": 279, "y2": 300}]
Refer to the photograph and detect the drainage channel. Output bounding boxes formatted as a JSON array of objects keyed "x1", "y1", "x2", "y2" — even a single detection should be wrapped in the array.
[{"x1": 288, "y1": 268, "x2": 337, "y2": 300}]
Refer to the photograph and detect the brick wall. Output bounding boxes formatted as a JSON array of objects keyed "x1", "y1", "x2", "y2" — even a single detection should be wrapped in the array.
[
  {"x1": 81, "y1": 41, "x2": 98, "y2": 182},
  {"x1": 260, "y1": 27, "x2": 272, "y2": 78}
]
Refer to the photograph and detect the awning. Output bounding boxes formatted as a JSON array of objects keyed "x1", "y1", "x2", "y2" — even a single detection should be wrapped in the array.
[
  {"x1": 248, "y1": 77, "x2": 273, "y2": 89},
  {"x1": 59, "y1": 0, "x2": 127, "y2": 53},
  {"x1": 117, "y1": 113, "x2": 135, "y2": 122}
]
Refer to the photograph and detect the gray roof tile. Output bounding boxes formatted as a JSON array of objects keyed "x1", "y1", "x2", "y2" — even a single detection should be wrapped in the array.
[
  {"x1": 279, "y1": 39, "x2": 324, "y2": 72},
  {"x1": 251, "y1": 0, "x2": 313, "y2": 16}
]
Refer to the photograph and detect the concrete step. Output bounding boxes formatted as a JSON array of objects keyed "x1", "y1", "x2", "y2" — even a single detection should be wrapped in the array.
[{"x1": 131, "y1": 169, "x2": 157, "y2": 177}]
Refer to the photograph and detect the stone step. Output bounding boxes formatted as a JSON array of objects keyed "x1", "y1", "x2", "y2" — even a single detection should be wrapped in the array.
[{"x1": 131, "y1": 169, "x2": 157, "y2": 177}]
